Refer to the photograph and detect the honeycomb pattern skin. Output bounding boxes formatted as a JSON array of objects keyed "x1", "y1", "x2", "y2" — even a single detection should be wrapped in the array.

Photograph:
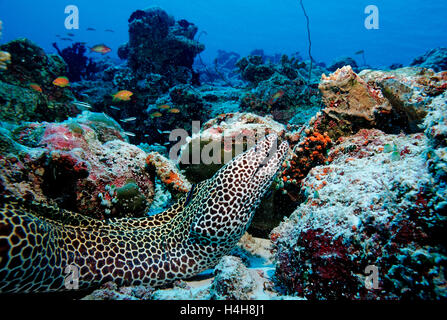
[{"x1": 0, "y1": 135, "x2": 288, "y2": 293}]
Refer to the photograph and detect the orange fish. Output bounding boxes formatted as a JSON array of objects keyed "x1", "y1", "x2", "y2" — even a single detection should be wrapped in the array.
[
  {"x1": 112, "y1": 90, "x2": 133, "y2": 101},
  {"x1": 150, "y1": 111, "x2": 163, "y2": 118},
  {"x1": 90, "y1": 44, "x2": 112, "y2": 55},
  {"x1": 29, "y1": 83, "x2": 43, "y2": 92},
  {"x1": 168, "y1": 108, "x2": 180, "y2": 114},
  {"x1": 158, "y1": 104, "x2": 171, "y2": 109},
  {"x1": 269, "y1": 90, "x2": 284, "y2": 105},
  {"x1": 53, "y1": 76, "x2": 70, "y2": 87}
]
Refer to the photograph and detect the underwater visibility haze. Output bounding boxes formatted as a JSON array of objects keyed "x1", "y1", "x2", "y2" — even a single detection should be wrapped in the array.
[{"x1": 0, "y1": 0, "x2": 446, "y2": 301}]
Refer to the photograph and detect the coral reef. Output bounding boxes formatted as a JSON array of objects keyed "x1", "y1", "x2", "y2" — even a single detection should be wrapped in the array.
[
  {"x1": 0, "y1": 39, "x2": 67, "y2": 87},
  {"x1": 52, "y1": 42, "x2": 99, "y2": 81},
  {"x1": 327, "y1": 56, "x2": 359, "y2": 72},
  {"x1": 145, "y1": 151, "x2": 192, "y2": 197},
  {"x1": 410, "y1": 47, "x2": 447, "y2": 72},
  {"x1": 272, "y1": 66, "x2": 446, "y2": 237},
  {"x1": 236, "y1": 53, "x2": 325, "y2": 123},
  {"x1": 272, "y1": 119, "x2": 447, "y2": 299},
  {"x1": 0, "y1": 39, "x2": 80, "y2": 124},
  {"x1": 0, "y1": 111, "x2": 154, "y2": 219},
  {"x1": 121, "y1": 6, "x2": 204, "y2": 85},
  {"x1": 313, "y1": 66, "x2": 446, "y2": 140}
]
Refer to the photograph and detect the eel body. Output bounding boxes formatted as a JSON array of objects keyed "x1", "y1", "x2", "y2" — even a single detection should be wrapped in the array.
[{"x1": 0, "y1": 134, "x2": 288, "y2": 293}]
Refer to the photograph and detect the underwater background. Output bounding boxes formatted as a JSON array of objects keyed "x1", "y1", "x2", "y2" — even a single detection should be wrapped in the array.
[
  {"x1": 0, "y1": 0, "x2": 446, "y2": 300},
  {"x1": 1, "y1": 0, "x2": 447, "y2": 67}
]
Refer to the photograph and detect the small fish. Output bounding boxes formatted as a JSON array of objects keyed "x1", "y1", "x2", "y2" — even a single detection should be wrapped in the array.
[
  {"x1": 29, "y1": 83, "x2": 43, "y2": 93},
  {"x1": 105, "y1": 29, "x2": 115, "y2": 33},
  {"x1": 60, "y1": 38, "x2": 73, "y2": 41},
  {"x1": 120, "y1": 117, "x2": 137, "y2": 123},
  {"x1": 123, "y1": 131, "x2": 136, "y2": 137},
  {"x1": 355, "y1": 50, "x2": 365, "y2": 55},
  {"x1": 86, "y1": 27, "x2": 96, "y2": 31},
  {"x1": 157, "y1": 129, "x2": 171, "y2": 135},
  {"x1": 269, "y1": 90, "x2": 285, "y2": 105},
  {"x1": 109, "y1": 105, "x2": 120, "y2": 110},
  {"x1": 112, "y1": 90, "x2": 133, "y2": 101},
  {"x1": 90, "y1": 44, "x2": 112, "y2": 55},
  {"x1": 158, "y1": 104, "x2": 171, "y2": 109},
  {"x1": 67, "y1": 33, "x2": 75, "y2": 37},
  {"x1": 150, "y1": 111, "x2": 163, "y2": 118},
  {"x1": 73, "y1": 101, "x2": 92, "y2": 109},
  {"x1": 52, "y1": 76, "x2": 70, "y2": 87},
  {"x1": 55, "y1": 34, "x2": 61, "y2": 38},
  {"x1": 168, "y1": 108, "x2": 180, "y2": 114}
]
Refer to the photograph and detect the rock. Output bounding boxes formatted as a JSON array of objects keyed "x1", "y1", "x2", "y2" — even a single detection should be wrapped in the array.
[
  {"x1": 0, "y1": 39, "x2": 67, "y2": 87},
  {"x1": 145, "y1": 151, "x2": 192, "y2": 197},
  {"x1": 315, "y1": 66, "x2": 447, "y2": 139},
  {"x1": 0, "y1": 111, "x2": 155, "y2": 219},
  {"x1": 0, "y1": 39, "x2": 79, "y2": 124},
  {"x1": 125, "y1": 7, "x2": 204, "y2": 84},
  {"x1": 216, "y1": 49, "x2": 240, "y2": 70},
  {"x1": 236, "y1": 53, "x2": 325, "y2": 124},
  {"x1": 210, "y1": 256, "x2": 256, "y2": 300},
  {"x1": 423, "y1": 93, "x2": 447, "y2": 200},
  {"x1": 271, "y1": 67, "x2": 446, "y2": 238},
  {"x1": 272, "y1": 127, "x2": 447, "y2": 299},
  {"x1": 410, "y1": 47, "x2": 447, "y2": 72},
  {"x1": 319, "y1": 66, "x2": 392, "y2": 126},
  {"x1": 389, "y1": 63, "x2": 403, "y2": 70},
  {"x1": 327, "y1": 56, "x2": 359, "y2": 72},
  {"x1": 82, "y1": 281, "x2": 154, "y2": 300},
  {"x1": 236, "y1": 55, "x2": 275, "y2": 86}
]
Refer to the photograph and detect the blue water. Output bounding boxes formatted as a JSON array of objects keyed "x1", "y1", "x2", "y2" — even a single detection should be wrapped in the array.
[{"x1": 0, "y1": 0, "x2": 446, "y2": 68}]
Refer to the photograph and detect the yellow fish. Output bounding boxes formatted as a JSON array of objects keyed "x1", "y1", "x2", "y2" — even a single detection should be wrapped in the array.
[
  {"x1": 112, "y1": 90, "x2": 133, "y2": 101},
  {"x1": 168, "y1": 108, "x2": 181, "y2": 114},
  {"x1": 158, "y1": 104, "x2": 171, "y2": 109},
  {"x1": 53, "y1": 76, "x2": 70, "y2": 87}
]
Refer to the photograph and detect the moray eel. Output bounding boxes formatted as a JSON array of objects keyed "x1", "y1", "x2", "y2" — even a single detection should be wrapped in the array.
[{"x1": 0, "y1": 134, "x2": 288, "y2": 293}]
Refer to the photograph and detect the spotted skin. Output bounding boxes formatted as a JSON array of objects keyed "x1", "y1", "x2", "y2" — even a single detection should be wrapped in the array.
[{"x1": 0, "y1": 134, "x2": 288, "y2": 293}]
